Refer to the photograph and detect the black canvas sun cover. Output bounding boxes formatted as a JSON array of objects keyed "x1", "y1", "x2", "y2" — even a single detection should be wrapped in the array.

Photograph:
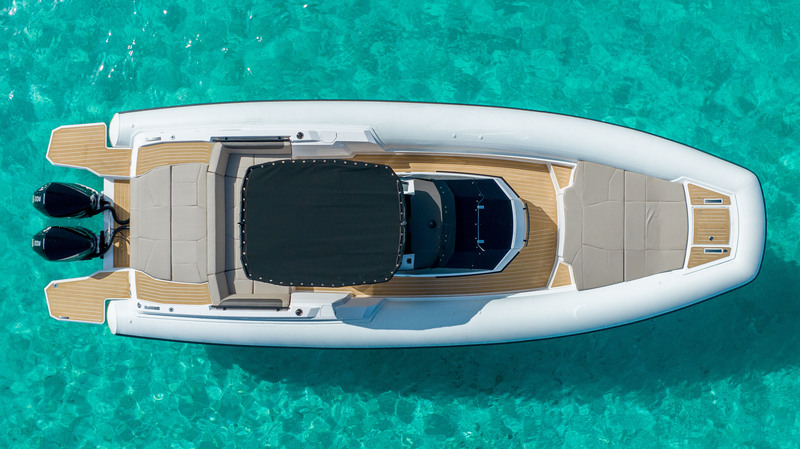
[{"x1": 240, "y1": 159, "x2": 405, "y2": 287}]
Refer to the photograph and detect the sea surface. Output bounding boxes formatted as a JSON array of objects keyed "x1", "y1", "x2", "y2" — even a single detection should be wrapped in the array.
[{"x1": 1, "y1": 0, "x2": 799, "y2": 447}]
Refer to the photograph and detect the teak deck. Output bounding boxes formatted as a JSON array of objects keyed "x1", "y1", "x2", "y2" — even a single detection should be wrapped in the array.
[
  {"x1": 551, "y1": 262, "x2": 573, "y2": 288},
  {"x1": 47, "y1": 124, "x2": 132, "y2": 177},
  {"x1": 687, "y1": 185, "x2": 732, "y2": 268},
  {"x1": 46, "y1": 123, "x2": 751, "y2": 324},
  {"x1": 136, "y1": 142, "x2": 214, "y2": 175},
  {"x1": 688, "y1": 184, "x2": 731, "y2": 206},
  {"x1": 693, "y1": 209, "x2": 730, "y2": 245},
  {"x1": 302, "y1": 154, "x2": 564, "y2": 296},
  {"x1": 45, "y1": 271, "x2": 130, "y2": 323},
  {"x1": 47, "y1": 124, "x2": 214, "y2": 177},
  {"x1": 50, "y1": 126, "x2": 739, "y2": 301},
  {"x1": 135, "y1": 272, "x2": 211, "y2": 305},
  {"x1": 687, "y1": 247, "x2": 731, "y2": 268},
  {"x1": 112, "y1": 180, "x2": 130, "y2": 268}
]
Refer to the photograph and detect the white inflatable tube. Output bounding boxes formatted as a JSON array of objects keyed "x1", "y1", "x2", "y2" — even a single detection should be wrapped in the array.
[{"x1": 105, "y1": 102, "x2": 764, "y2": 348}]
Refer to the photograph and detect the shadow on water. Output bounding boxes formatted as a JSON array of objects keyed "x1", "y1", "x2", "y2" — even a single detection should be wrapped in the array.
[{"x1": 205, "y1": 246, "x2": 799, "y2": 401}]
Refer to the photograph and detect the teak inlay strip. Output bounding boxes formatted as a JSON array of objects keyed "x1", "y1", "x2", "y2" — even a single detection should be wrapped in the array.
[
  {"x1": 45, "y1": 271, "x2": 130, "y2": 324},
  {"x1": 136, "y1": 142, "x2": 214, "y2": 175},
  {"x1": 134, "y1": 271, "x2": 211, "y2": 305},
  {"x1": 113, "y1": 180, "x2": 130, "y2": 268},
  {"x1": 47, "y1": 124, "x2": 132, "y2": 177},
  {"x1": 551, "y1": 262, "x2": 573, "y2": 288},
  {"x1": 552, "y1": 165, "x2": 574, "y2": 190}
]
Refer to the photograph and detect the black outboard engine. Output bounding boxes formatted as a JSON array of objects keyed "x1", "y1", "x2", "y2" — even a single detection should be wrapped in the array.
[
  {"x1": 31, "y1": 226, "x2": 103, "y2": 262},
  {"x1": 32, "y1": 183, "x2": 102, "y2": 219},
  {"x1": 31, "y1": 183, "x2": 130, "y2": 261},
  {"x1": 32, "y1": 182, "x2": 129, "y2": 224}
]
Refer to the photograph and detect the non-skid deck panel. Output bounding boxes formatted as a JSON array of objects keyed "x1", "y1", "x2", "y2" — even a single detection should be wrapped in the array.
[
  {"x1": 693, "y1": 208, "x2": 730, "y2": 245},
  {"x1": 551, "y1": 262, "x2": 573, "y2": 288},
  {"x1": 301, "y1": 153, "x2": 558, "y2": 296},
  {"x1": 552, "y1": 165, "x2": 574, "y2": 190},
  {"x1": 688, "y1": 184, "x2": 731, "y2": 206},
  {"x1": 47, "y1": 124, "x2": 132, "y2": 177},
  {"x1": 135, "y1": 142, "x2": 215, "y2": 175},
  {"x1": 113, "y1": 180, "x2": 130, "y2": 268},
  {"x1": 134, "y1": 271, "x2": 211, "y2": 305},
  {"x1": 45, "y1": 271, "x2": 131, "y2": 324},
  {"x1": 688, "y1": 247, "x2": 731, "y2": 268}
]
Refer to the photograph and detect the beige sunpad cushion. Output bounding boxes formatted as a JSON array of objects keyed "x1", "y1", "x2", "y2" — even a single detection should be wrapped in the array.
[
  {"x1": 564, "y1": 162, "x2": 687, "y2": 290},
  {"x1": 130, "y1": 164, "x2": 208, "y2": 283}
]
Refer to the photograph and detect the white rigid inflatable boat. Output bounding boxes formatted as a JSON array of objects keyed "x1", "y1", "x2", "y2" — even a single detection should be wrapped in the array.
[{"x1": 35, "y1": 101, "x2": 765, "y2": 348}]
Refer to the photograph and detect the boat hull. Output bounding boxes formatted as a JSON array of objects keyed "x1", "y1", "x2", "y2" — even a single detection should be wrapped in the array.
[{"x1": 92, "y1": 101, "x2": 765, "y2": 348}]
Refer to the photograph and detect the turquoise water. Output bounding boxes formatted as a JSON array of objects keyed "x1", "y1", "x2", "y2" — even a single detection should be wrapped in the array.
[{"x1": 2, "y1": 0, "x2": 799, "y2": 446}]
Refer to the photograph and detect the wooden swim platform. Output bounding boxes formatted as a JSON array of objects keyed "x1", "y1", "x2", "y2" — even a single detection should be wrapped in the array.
[
  {"x1": 47, "y1": 124, "x2": 131, "y2": 177},
  {"x1": 45, "y1": 271, "x2": 130, "y2": 324}
]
